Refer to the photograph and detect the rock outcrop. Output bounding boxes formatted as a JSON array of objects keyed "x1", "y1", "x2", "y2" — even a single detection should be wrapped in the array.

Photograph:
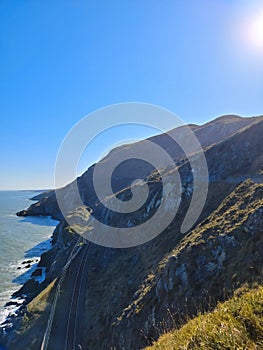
[
  {"x1": 16, "y1": 115, "x2": 262, "y2": 220},
  {"x1": 3, "y1": 115, "x2": 263, "y2": 350}
]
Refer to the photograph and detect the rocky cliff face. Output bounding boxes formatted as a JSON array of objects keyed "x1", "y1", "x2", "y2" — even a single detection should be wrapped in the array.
[
  {"x1": 106, "y1": 180, "x2": 263, "y2": 349},
  {"x1": 16, "y1": 115, "x2": 262, "y2": 220},
  {"x1": 4, "y1": 115, "x2": 263, "y2": 350}
]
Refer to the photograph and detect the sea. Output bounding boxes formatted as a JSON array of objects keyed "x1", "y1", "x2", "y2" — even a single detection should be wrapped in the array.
[{"x1": 0, "y1": 190, "x2": 58, "y2": 325}]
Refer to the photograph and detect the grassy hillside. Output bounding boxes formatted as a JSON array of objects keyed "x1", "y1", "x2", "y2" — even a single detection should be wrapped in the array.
[
  {"x1": 3, "y1": 116, "x2": 263, "y2": 349},
  {"x1": 99, "y1": 180, "x2": 263, "y2": 349},
  {"x1": 6, "y1": 181, "x2": 263, "y2": 350},
  {"x1": 146, "y1": 285, "x2": 263, "y2": 350}
]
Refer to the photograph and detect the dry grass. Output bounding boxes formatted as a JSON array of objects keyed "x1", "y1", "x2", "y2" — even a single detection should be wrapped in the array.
[
  {"x1": 145, "y1": 285, "x2": 263, "y2": 349},
  {"x1": 27, "y1": 278, "x2": 57, "y2": 313}
]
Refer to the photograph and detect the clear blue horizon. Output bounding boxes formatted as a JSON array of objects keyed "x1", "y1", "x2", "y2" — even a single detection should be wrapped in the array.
[{"x1": 1, "y1": 0, "x2": 263, "y2": 190}]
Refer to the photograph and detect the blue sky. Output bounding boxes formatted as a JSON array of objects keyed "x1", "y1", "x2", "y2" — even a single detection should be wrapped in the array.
[{"x1": 1, "y1": 0, "x2": 263, "y2": 189}]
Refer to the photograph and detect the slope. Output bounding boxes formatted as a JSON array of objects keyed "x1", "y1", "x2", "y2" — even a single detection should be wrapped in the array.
[{"x1": 145, "y1": 284, "x2": 263, "y2": 350}]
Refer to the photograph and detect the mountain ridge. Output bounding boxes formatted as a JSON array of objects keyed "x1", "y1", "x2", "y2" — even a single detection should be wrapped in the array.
[
  {"x1": 17, "y1": 114, "x2": 263, "y2": 220},
  {"x1": 1, "y1": 114, "x2": 263, "y2": 349}
]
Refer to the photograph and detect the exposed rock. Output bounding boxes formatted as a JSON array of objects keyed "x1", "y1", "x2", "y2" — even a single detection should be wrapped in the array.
[
  {"x1": 12, "y1": 279, "x2": 40, "y2": 300},
  {"x1": 105, "y1": 180, "x2": 263, "y2": 349},
  {"x1": 22, "y1": 260, "x2": 33, "y2": 265},
  {"x1": 16, "y1": 210, "x2": 28, "y2": 217},
  {"x1": 5, "y1": 301, "x2": 19, "y2": 307},
  {"x1": 16, "y1": 115, "x2": 263, "y2": 220},
  {"x1": 31, "y1": 268, "x2": 42, "y2": 277},
  {"x1": 5, "y1": 115, "x2": 263, "y2": 350}
]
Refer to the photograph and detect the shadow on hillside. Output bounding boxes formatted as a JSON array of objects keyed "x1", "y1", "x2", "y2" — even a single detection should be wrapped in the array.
[
  {"x1": 24, "y1": 239, "x2": 52, "y2": 258},
  {"x1": 12, "y1": 264, "x2": 38, "y2": 285},
  {"x1": 12, "y1": 239, "x2": 52, "y2": 285},
  {"x1": 18, "y1": 216, "x2": 58, "y2": 227}
]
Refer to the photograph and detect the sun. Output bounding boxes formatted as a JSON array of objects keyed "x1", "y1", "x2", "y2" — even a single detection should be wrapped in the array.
[{"x1": 248, "y1": 12, "x2": 263, "y2": 48}]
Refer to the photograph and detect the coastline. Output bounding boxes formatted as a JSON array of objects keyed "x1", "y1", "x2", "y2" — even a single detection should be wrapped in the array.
[
  {"x1": 0, "y1": 192, "x2": 59, "y2": 334},
  {"x1": 0, "y1": 227, "x2": 58, "y2": 338}
]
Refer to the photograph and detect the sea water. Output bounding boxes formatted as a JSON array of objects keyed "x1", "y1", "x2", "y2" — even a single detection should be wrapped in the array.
[{"x1": 0, "y1": 191, "x2": 58, "y2": 324}]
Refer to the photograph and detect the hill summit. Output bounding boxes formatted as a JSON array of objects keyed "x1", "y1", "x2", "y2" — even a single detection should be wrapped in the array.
[{"x1": 2, "y1": 114, "x2": 263, "y2": 350}]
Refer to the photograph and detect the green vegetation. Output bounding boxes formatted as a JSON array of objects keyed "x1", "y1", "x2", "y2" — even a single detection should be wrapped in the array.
[
  {"x1": 6, "y1": 280, "x2": 57, "y2": 350},
  {"x1": 80, "y1": 180, "x2": 263, "y2": 349},
  {"x1": 146, "y1": 285, "x2": 263, "y2": 350}
]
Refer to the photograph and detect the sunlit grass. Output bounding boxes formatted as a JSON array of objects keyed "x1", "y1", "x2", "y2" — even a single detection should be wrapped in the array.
[{"x1": 145, "y1": 285, "x2": 263, "y2": 349}]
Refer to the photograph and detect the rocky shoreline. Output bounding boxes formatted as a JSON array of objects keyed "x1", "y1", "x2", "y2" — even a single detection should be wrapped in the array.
[
  {"x1": 0, "y1": 217, "x2": 59, "y2": 341},
  {"x1": 0, "y1": 197, "x2": 88, "y2": 349},
  {"x1": 1, "y1": 115, "x2": 263, "y2": 349}
]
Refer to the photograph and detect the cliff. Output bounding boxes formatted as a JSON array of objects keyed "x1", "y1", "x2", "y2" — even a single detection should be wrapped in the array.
[
  {"x1": 2, "y1": 115, "x2": 263, "y2": 349},
  {"x1": 16, "y1": 114, "x2": 261, "y2": 220}
]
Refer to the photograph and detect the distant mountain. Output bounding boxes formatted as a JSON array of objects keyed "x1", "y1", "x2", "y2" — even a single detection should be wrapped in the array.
[
  {"x1": 3, "y1": 114, "x2": 263, "y2": 350},
  {"x1": 17, "y1": 114, "x2": 263, "y2": 220}
]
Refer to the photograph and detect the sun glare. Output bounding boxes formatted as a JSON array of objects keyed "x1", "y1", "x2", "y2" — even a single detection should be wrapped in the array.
[{"x1": 248, "y1": 11, "x2": 263, "y2": 48}]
